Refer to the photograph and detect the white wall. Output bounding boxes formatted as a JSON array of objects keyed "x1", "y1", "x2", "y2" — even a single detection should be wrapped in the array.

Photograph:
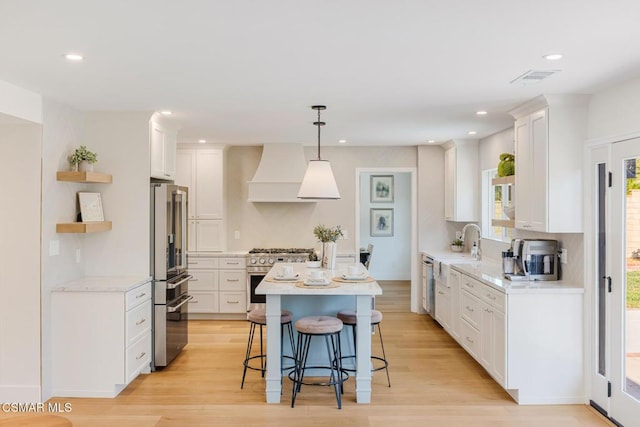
[
  {"x1": 225, "y1": 145, "x2": 418, "y2": 253},
  {"x1": 417, "y1": 145, "x2": 451, "y2": 251},
  {"x1": 0, "y1": 121, "x2": 42, "y2": 402},
  {"x1": 0, "y1": 80, "x2": 42, "y2": 124},
  {"x1": 359, "y1": 172, "x2": 411, "y2": 280},
  {"x1": 82, "y1": 112, "x2": 152, "y2": 276},
  {"x1": 587, "y1": 76, "x2": 640, "y2": 141}
]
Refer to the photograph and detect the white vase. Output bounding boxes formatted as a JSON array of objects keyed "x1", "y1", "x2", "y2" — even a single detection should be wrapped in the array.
[
  {"x1": 79, "y1": 161, "x2": 94, "y2": 172},
  {"x1": 322, "y1": 241, "x2": 338, "y2": 270}
]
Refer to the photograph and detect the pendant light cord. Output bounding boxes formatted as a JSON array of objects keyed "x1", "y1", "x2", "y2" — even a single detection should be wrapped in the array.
[{"x1": 316, "y1": 108, "x2": 321, "y2": 160}]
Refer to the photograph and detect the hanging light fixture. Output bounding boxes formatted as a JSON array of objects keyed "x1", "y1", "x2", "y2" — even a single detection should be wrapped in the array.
[{"x1": 297, "y1": 105, "x2": 341, "y2": 199}]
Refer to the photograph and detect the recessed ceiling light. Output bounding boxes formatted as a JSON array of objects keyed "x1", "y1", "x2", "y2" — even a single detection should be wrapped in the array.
[
  {"x1": 468, "y1": 131, "x2": 477, "y2": 135},
  {"x1": 543, "y1": 53, "x2": 563, "y2": 60},
  {"x1": 476, "y1": 110, "x2": 488, "y2": 116},
  {"x1": 198, "y1": 139, "x2": 206, "y2": 144},
  {"x1": 427, "y1": 140, "x2": 436, "y2": 144},
  {"x1": 64, "y1": 53, "x2": 84, "y2": 61},
  {"x1": 160, "y1": 111, "x2": 172, "y2": 116},
  {"x1": 338, "y1": 139, "x2": 347, "y2": 144}
]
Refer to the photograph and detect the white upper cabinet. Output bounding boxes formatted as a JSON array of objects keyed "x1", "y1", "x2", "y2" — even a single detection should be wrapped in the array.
[
  {"x1": 444, "y1": 140, "x2": 479, "y2": 222},
  {"x1": 510, "y1": 95, "x2": 588, "y2": 233},
  {"x1": 150, "y1": 117, "x2": 178, "y2": 181}
]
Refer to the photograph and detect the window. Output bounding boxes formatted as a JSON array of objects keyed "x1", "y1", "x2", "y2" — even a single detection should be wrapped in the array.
[{"x1": 481, "y1": 168, "x2": 514, "y2": 242}]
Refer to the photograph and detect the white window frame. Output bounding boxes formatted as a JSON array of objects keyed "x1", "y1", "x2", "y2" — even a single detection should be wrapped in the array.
[{"x1": 481, "y1": 168, "x2": 512, "y2": 242}]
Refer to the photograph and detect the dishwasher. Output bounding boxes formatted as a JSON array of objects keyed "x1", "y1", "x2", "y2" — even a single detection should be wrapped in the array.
[{"x1": 422, "y1": 255, "x2": 435, "y2": 318}]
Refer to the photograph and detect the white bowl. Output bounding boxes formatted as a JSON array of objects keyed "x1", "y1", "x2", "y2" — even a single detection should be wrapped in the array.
[{"x1": 306, "y1": 261, "x2": 321, "y2": 268}]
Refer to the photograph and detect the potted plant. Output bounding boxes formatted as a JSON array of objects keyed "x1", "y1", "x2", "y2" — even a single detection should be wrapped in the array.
[
  {"x1": 306, "y1": 251, "x2": 321, "y2": 268},
  {"x1": 451, "y1": 238, "x2": 464, "y2": 252},
  {"x1": 69, "y1": 145, "x2": 98, "y2": 172},
  {"x1": 313, "y1": 224, "x2": 343, "y2": 269}
]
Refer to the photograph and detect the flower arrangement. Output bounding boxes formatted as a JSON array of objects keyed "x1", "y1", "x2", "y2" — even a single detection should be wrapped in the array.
[
  {"x1": 69, "y1": 145, "x2": 98, "y2": 166},
  {"x1": 497, "y1": 152, "x2": 515, "y2": 177},
  {"x1": 313, "y1": 224, "x2": 343, "y2": 243},
  {"x1": 452, "y1": 238, "x2": 464, "y2": 247}
]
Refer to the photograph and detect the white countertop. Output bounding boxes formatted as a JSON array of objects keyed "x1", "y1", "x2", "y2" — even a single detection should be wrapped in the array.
[
  {"x1": 421, "y1": 249, "x2": 479, "y2": 261},
  {"x1": 255, "y1": 263, "x2": 382, "y2": 296},
  {"x1": 51, "y1": 276, "x2": 151, "y2": 293},
  {"x1": 450, "y1": 261, "x2": 583, "y2": 294}
]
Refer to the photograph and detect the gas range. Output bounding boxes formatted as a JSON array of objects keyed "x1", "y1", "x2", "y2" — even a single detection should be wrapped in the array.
[{"x1": 247, "y1": 248, "x2": 313, "y2": 269}]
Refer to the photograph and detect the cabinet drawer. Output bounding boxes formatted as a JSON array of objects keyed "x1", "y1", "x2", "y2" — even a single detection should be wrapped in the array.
[
  {"x1": 219, "y1": 257, "x2": 246, "y2": 269},
  {"x1": 461, "y1": 289, "x2": 481, "y2": 328},
  {"x1": 189, "y1": 270, "x2": 219, "y2": 291},
  {"x1": 188, "y1": 291, "x2": 219, "y2": 313},
  {"x1": 480, "y1": 286, "x2": 506, "y2": 312},
  {"x1": 219, "y1": 270, "x2": 246, "y2": 291},
  {"x1": 126, "y1": 282, "x2": 152, "y2": 310},
  {"x1": 219, "y1": 291, "x2": 247, "y2": 313},
  {"x1": 459, "y1": 319, "x2": 480, "y2": 360},
  {"x1": 187, "y1": 257, "x2": 219, "y2": 269},
  {"x1": 126, "y1": 300, "x2": 152, "y2": 346},
  {"x1": 126, "y1": 333, "x2": 151, "y2": 384},
  {"x1": 460, "y1": 275, "x2": 481, "y2": 297}
]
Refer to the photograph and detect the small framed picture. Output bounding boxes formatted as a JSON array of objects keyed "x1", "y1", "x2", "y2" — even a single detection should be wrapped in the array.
[
  {"x1": 370, "y1": 208, "x2": 393, "y2": 237},
  {"x1": 78, "y1": 192, "x2": 104, "y2": 222},
  {"x1": 370, "y1": 175, "x2": 394, "y2": 203}
]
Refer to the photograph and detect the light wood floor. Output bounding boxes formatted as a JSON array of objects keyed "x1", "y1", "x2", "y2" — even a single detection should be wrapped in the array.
[{"x1": 1, "y1": 281, "x2": 613, "y2": 426}]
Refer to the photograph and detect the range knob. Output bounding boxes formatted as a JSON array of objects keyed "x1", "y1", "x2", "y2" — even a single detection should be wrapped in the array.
[
  {"x1": 296, "y1": 257, "x2": 303, "y2": 263},
  {"x1": 250, "y1": 258, "x2": 257, "y2": 265},
  {"x1": 268, "y1": 258, "x2": 275, "y2": 265},
  {"x1": 259, "y1": 258, "x2": 266, "y2": 265}
]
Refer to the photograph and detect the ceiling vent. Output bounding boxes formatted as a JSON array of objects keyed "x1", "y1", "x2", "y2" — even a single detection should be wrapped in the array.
[{"x1": 510, "y1": 69, "x2": 561, "y2": 85}]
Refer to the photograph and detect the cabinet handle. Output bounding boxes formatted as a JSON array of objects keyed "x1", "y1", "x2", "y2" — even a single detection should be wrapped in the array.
[
  {"x1": 190, "y1": 278, "x2": 199, "y2": 281},
  {"x1": 226, "y1": 262, "x2": 240, "y2": 265},
  {"x1": 465, "y1": 282, "x2": 474, "y2": 288},
  {"x1": 227, "y1": 279, "x2": 239, "y2": 282},
  {"x1": 190, "y1": 262, "x2": 199, "y2": 265},
  {"x1": 465, "y1": 305, "x2": 474, "y2": 312},
  {"x1": 227, "y1": 300, "x2": 240, "y2": 304},
  {"x1": 136, "y1": 351, "x2": 146, "y2": 360},
  {"x1": 486, "y1": 293, "x2": 496, "y2": 300},
  {"x1": 191, "y1": 300, "x2": 199, "y2": 304},
  {"x1": 136, "y1": 292, "x2": 146, "y2": 299},
  {"x1": 164, "y1": 173, "x2": 170, "y2": 177},
  {"x1": 485, "y1": 308, "x2": 493, "y2": 314},
  {"x1": 466, "y1": 337, "x2": 474, "y2": 344},
  {"x1": 136, "y1": 318, "x2": 146, "y2": 325},
  {"x1": 438, "y1": 291, "x2": 445, "y2": 295}
]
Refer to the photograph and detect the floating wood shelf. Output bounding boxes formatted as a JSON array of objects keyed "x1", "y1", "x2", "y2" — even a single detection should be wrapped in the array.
[
  {"x1": 491, "y1": 175, "x2": 515, "y2": 186},
  {"x1": 56, "y1": 221, "x2": 112, "y2": 233},
  {"x1": 491, "y1": 219, "x2": 515, "y2": 228},
  {"x1": 57, "y1": 171, "x2": 112, "y2": 184}
]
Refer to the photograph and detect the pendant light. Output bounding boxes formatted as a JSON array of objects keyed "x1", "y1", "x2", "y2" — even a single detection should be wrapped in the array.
[{"x1": 297, "y1": 105, "x2": 341, "y2": 199}]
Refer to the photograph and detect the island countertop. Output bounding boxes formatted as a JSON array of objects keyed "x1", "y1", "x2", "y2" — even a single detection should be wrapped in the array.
[{"x1": 255, "y1": 263, "x2": 382, "y2": 296}]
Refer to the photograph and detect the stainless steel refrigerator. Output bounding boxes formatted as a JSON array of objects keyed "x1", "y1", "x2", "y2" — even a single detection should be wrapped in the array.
[{"x1": 150, "y1": 183, "x2": 192, "y2": 369}]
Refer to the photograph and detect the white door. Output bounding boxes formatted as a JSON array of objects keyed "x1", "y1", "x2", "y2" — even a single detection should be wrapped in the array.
[
  {"x1": 589, "y1": 145, "x2": 611, "y2": 415},
  {"x1": 610, "y1": 138, "x2": 640, "y2": 426}
]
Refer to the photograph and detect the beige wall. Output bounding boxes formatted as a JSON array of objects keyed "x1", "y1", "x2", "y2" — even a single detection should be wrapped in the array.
[{"x1": 225, "y1": 145, "x2": 418, "y2": 254}]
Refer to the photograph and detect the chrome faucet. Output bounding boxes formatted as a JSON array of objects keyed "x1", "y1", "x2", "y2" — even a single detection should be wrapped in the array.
[{"x1": 461, "y1": 223, "x2": 482, "y2": 261}]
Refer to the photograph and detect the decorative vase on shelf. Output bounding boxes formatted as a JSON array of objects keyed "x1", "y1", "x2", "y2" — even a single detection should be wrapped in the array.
[
  {"x1": 322, "y1": 242, "x2": 338, "y2": 270},
  {"x1": 78, "y1": 161, "x2": 94, "y2": 172},
  {"x1": 451, "y1": 245, "x2": 463, "y2": 253}
]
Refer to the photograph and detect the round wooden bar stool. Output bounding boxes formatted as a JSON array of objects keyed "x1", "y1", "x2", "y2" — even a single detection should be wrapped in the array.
[
  {"x1": 290, "y1": 315, "x2": 347, "y2": 409},
  {"x1": 241, "y1": 307, "x2": 295, "y2": 389},
  {"x1": 336, "y1": 309, "x2": 390, "y2": 387}
]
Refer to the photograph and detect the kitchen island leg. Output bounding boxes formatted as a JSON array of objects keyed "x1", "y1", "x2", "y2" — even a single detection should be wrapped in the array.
[
  {"x1": 355, "y1": 295, "x2": 373, "y2": 403},
  {"x1": 265, "y1": 294, "x2": 282, "y2": 403}
]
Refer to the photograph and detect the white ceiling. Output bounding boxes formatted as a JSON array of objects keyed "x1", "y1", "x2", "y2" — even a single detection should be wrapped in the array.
[{"x1": 2, "y1": 0, "x2": 640, "y2": 146}]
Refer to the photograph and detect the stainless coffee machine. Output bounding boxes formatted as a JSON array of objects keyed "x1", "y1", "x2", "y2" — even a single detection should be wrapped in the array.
[{"x1": 504, "y1": 239, "x2": 559, "y2": 281}]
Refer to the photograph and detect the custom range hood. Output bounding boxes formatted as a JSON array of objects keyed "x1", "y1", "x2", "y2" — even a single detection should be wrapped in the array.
[{"x1": 248, "y1": 143, "x2": 312, "y2": 202}]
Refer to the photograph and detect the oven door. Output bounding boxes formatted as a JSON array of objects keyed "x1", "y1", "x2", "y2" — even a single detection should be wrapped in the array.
[{"x1": 247, "y1": 270, "x2": 267, "y2": 311}]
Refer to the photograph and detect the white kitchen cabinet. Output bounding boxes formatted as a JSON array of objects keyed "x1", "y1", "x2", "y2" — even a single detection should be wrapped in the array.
[
  {"x1": 443, "y1": 140, "x2": 478, "y2": 222},
  {"x1": 452, "y1": 265, "x2": 584, "y2": 404},
  {"x1": 52, "y1": 278, "x2": 152, "y2": 397},
  {"x1": 177, "y1": 147, "x2": 225, "y2": 253},
  {"x1": 510, "y1": 95, "x2": 587, "y2": 232},
  {"x1": 434, "y1": 282, "x2": 451, "y2": 330},
  {"x1": 187, "y1": 255, "x2": 246, "y2": 316},
  {"x1": 150, "y1": 120, "x2": 177, "y2": 181}
]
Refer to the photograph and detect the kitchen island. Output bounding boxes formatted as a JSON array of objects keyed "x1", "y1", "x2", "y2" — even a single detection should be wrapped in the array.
[{"x1": 255, "y1": 262, "x2": 382, "y2": 404}]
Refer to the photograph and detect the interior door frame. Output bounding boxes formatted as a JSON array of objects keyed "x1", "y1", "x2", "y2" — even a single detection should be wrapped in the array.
[{"x1": 355, "y1": 167, "x2": 420, "y2": 313}]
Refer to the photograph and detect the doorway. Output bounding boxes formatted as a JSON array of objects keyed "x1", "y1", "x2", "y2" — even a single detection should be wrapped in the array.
[
  {"x1": 589, "y1": 138, "x2": 640, "y2": 426},
  {"x1": 355, "y1": 168, "x2": 418, "y2": 313}
]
